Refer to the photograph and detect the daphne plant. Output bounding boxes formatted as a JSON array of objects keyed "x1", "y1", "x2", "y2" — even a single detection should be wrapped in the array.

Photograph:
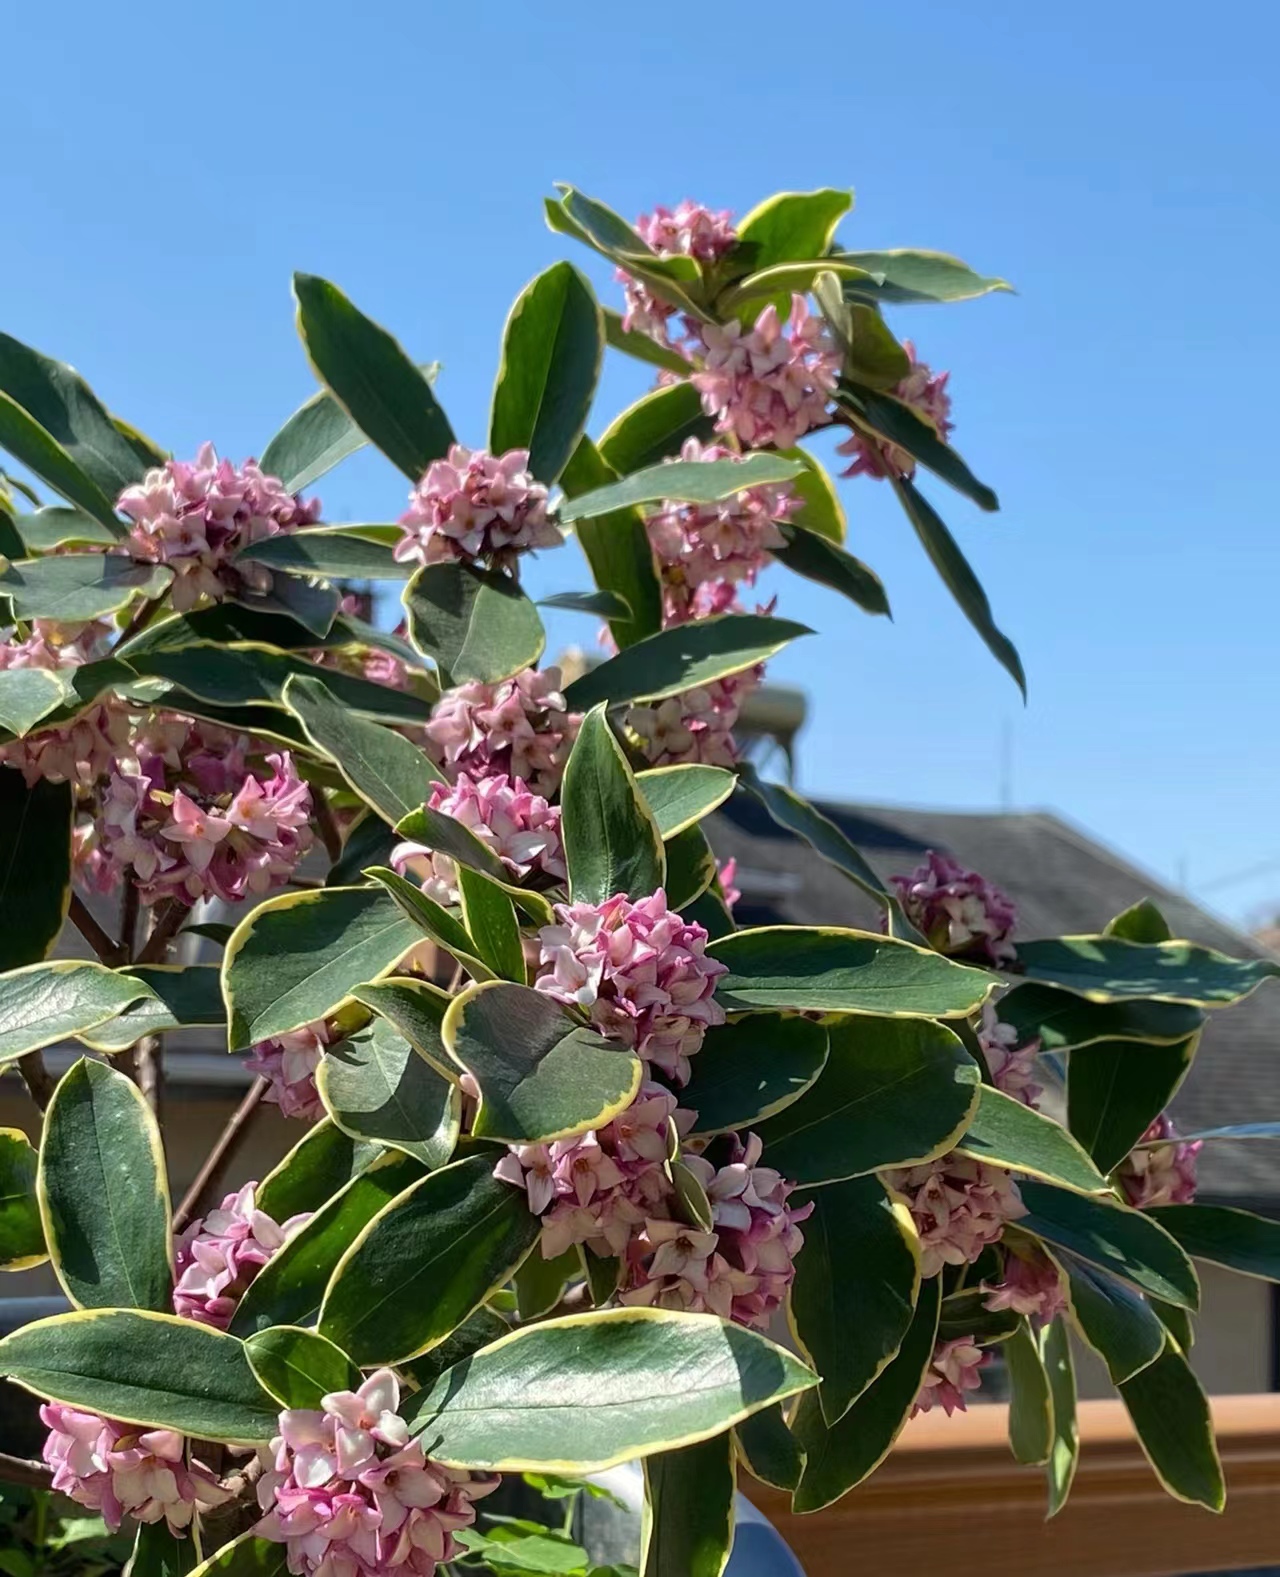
[{"x1": 0, "y1": 182, "x2": 1277, "y2": 1577}]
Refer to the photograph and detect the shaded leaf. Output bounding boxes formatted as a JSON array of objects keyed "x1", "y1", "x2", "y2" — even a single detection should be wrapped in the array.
[
  {"x1": 562, "y1": 704, "x2": 665, "y2": 904},
  {"x1": 255, "y1": 1118, "x2": 384, "y2": 1223},
  {"x1": 317, "y1": 1018, "x2": 460, "y2": 1168},
  {"x1": 0, "y1": 556, "x2": 170, "y2": 621},
  {"x1": 538, "y1": 589, "x2": 632, "y2": 618},
  {"x1": 0, "y1": 773, "x2": 71, "y2": 973},
  {"x1": 1004, "y1": 1320, "x2": 1052, "y2": 1465},
  {"x1": 682, "y1": 1014, "x2": 828, "y2": 1134},
  {"x1": 244, "y1": 1325, "x2": 361, "y2": 1411},
  {"x1": 1148, "y1": 1203, "x2": 1280, "y2": 1282},
  {"x1": 996, "y1": 982, "x2": 1204, "y2": 1051},
  {"x1": 842, "y1": 387, "x2": 999, "y2": 512},
  {"x1": 79, "y1": 964, "x2": 225, "y2": 1053},
  {"x1": 404, "y1": 561, "x2": 545, "y2": 686},
  {"x1": 1015, "y1": 935, "x2": 1280, "y2": 1006},
  {"x1": 1041, "y1": 1317, "x2": 1078, "y2": 1517},
  {"x1": 1119, "y1": 1344, "x2": 1223, "y2": 1511},
  {"x1": 0, "y1": 961, "x2": 150, "y2": 1066},
  {"x1": 956, "y1": 1084, "x2": 1108, "y2": 1194},
  {"x1": 635, "y1": 764, "x2": 735, "y2": 838},
  {"x1": 1067, "y1": 1035, "x2": 1197, "y2": 1174},
  {"x1": 560, "y1": 454, "x2": 802, "y2": 523},
  {"x1": 1053, "y1": 1248, "x2": 1165, "y2": 1384},
  {"x1": 0, "y1": 391, "x2": 122, "y2": 535},
  {"x1": 597, "y1": 381, "x2": 716, "y2": 477},
  {"x1": 457, "y1": 865, "x2": 526, "y2": 983},
  {"x1": 559, "y1": 438, "x2": 662, "y2": 650},
  {"x1": 640, "y1": 1433, "x2": 735, "y2": 1577},
  {"x1": 602, "y1": 308, "x2": 692, "y2": 375},
  {"x1": 363, "y1": 866, "x2": 495, "y2": 982},
  {"x1": 773, "y1": 520, "x2": 889, "y2": 616},
  {"x1": 733, "y1": 1405, "x2": 803, "y2": 1493},
  {"x1": 260, "y1": 385, "x2": 369, "y2": 494},
  {"x1": 238, "y1": 528, "x2": 406, "y2": 580}
]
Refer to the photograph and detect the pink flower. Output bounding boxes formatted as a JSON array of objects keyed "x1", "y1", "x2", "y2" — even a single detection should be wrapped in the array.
[
  {"x1": 718, "y1": 858, "x2": 741, "y2": 912},
  {"x1": 394, "y1": 446, "x2": 560, "y2": 569},
  {"x1": 889, "y1": 850, "x2": 1018, "y2": 967},
  {"x1": 425, "y1": 668, "x2": 580, "y2": 796},
  {"x1": 0, "y1": 619, "x2": 129, "y2": 787},
  {"x1": 691, "y1": 295, "x2": 840, "y2": 450},
  {"x1": 247, "y1": 1020, "x2": 331, "y2": 1121},
  {"x1": 0, "y1": 618, "x2": 111, "y2": 672},
  {"x1": 983, "y1": 1246, "x2": 1067, "y2": 1324},
  {"x1": 837, "y1": 341, "x2": 953, "y2": 481},
  {"x1": 40, "y1": 1404, "x2": 228, "y2": 1535},
  {"x1": 535, "y1": 891, "x2": 727, "y2": 1083},
  {"x1": 912, "y1": 1337, "x2": 986, "y2": 1418},
  {"x1": 254, "y1": 1369, "x2": 497, "y2": 1577},
  {"x1": 977, "y1": 1003, "x2": 1043, "y2": 1109},
  {"x1": 618, "y1": 201, "x2": 738, "y2": 349},
  {"x1": 173, "y1": 1183, "x2": 310, "y2": 1329},
  {"x1": 1116, "y1": 1114, "x2": 1201, "y2": 1209},
  {"x1": 391, "y1": 771, "x2": 565, "y2": 904},
  {"x1": 884, "y1": 1155, "x2": 1026, "y2": 1279},
  {"x1": 117, "y1": 443, "x2": 320, "y2": 612}
]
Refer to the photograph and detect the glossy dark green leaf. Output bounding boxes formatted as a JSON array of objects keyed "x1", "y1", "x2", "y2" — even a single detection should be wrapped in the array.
[
  {"x1": 404, "y1": 561, "x2": 545, "y2": 686},
  {"x1": 682, "y1": 1014, "x2": 828, "y2": 1134},
  {"x1": 935, "y1": 1288, "x2": 1020, "y2": 1345},
  {"x1": 1148, "y1": 1203, "x2": 1280, "y2": 1282},
  {"x1": 715, "y1": 259, "x2": 877, "y2": 320},
  {"x1": 319, "y1": 1154, "x2": 541, "y2": 1366},
  {"x1": 0, "y1": 668, "x2": 74, "y2": 737},
  {"x1": 538, "y1": 589, "x2": 633, "y2": 619},
  {"x1": 187, "y1": 1535, "x2": 290, "y2": 1577},
  {"x1": 683, "y1": 884, "x2": 736, "y2": 942},
  {"x1": 317, "y1": 1018, "x2": 460, "y2": 1168},
  {"x1": 457, "y1": 865, "x2": 525, "y2": 983},
  {"x1": 813, "y1": 276, "x2": 910, "y2": 390},
  {"x1": 641, "y1": 1433, "x2": 735, "y2": 1577},
  {"x1": 255, "y1": 1118, "x2": 384, "y2": 1223},
  {"x1": 244, "y1": 1325, "x2": 361, "y2": 1410},
  {"x1": 0, "y1": 1309, "x2": 278, "y2": 1444},
  {"x1": 348, "y1": 976, "x2": 452, "y2": 1074},
  {"x1": 13, "y1": 506, "x2": 119, "y2": 551},
  {"x1": 514, "y1": 1245, "x2": 579, "y2": 1321},
  {"x1": 238, "y1": 528, "x2": 405, "y2": 580},
  {"x1": 443, "y1": 981, "x2": 642, "y2": 1145},
  {"x1": 223, "y1": 886, "x2": 419, "y2": 1049},
  {"x1": 1053, "y1": 1248, "x2": 1165, "y2": 1384},
  {"x1": 790, "y1": 1173, "x2": 920, "y2": 1424},
  {"x1": 635, "y1": 764, "x2": 736, "y2": 838},
  {"x1": 752, "y1": 1017, "x2": 980, "y2": 1185},
  {"x1": 562, "y1": 705, "x2": 665, "y2": 904},
  {"x1": 1041, "y1": 1316, "x2": 1078, "y2": 1516},
  {"x1": 0, "y1": 1127, "x2": 44, "y2": 1270},
  {"x1": 602, "y1": 307, "x2": 692, "y2": 375},
  {"x1": 79, "y1": 964, "x2": 225, "y2": 1053},
  {"x1": 129, "y1": 1520, "x2": 199, "y2": 1577},
  {"x1": 547, "y1": 188, "x2": 708, "y2": 320},
  {"x1": 773, "y1": 520, "x2": 890, "y2": 616},
  {"x1": 0, "y1": 556, "x2": 169, "y2": 621},
  {"x1": 260, "y1": 385, "x2": 369, "y2": 494},
  {"x1": 1119, "y1": 1344, "x2": 1223, "y2": 1510},
  {"x1": 736, "y1": 189, "x2": 852, "y2": 268},
  {"x1": 665, "y1": 825, "x2": 716, "y2": 910},
  {"x1": 363, "y1": 867, "x2": 495, "y2": 982},
  {"x1": 398, "y1": 1305, "x2": 510, "y2": 1394},
  {"x1": 293, "y1": 275, "x2": 454, "y2": 480},
  {"x1": 1152, "y1": 1295, "x2": 1195, "y2": 1352},
  {"x1": 560, "y1": 454, "x2": 802, "y2": 523},
  {"x1": 791, "y1": 1277, "x2": 940, "y2": 1513},
  {"x1": 1067, "y1": 1035, "x2": 1197, "y2": 1174},
  {"x1": 733, "y1": 1405, "x2": 803, "y2": 1493},
  {"x1": 597, "y1": 382, "x2": 716, "y2": 475},
  {"x1": 402, "y1": 1306, "x2": 817, "y2": 1471},
  {"x1": 996, "y1": 982, "x2": 1204, "y2": 1051},
  {"x1": 0, "y1": 773, "x2": 70, "y2": 973},
  {"x1": 836, "y1": 249, "x2": 1012, "y2": 306},
  {"x1": 1004, "y1": 1320, "x2": 1052, "y2": 1466},
  {"x1": 392, "y1": 803, "x2": 505, "y2": 881},
  {"x1": 0, "y1": 390, "x2": 123, "y2": 535},
  {"x1": 956, "y1": 1085, "x2": 1107, "y2": 1194},
  {"x1": 326, "y1": 811, "x2": 397, "y2": 888},
  {"x1": 841, "y1": 387, "x2": 998, "y2": 513},
  {"x1": 559, "y1": 438, "x2": 662, "y2": 650},
  {"x1": 0, "y1": 961, "x2": 150, "y2": 1066},
  {"x1": 1015, "y1": 935, "x2": 1280, "y2": 1005}
]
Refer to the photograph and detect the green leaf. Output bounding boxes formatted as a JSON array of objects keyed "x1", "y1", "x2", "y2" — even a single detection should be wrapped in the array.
[
  {"x1": 443, "y1": 981, "x2": 642, "y2": 1145},
  {"x1": 260, "y1": 385, "x2": 368, "y2": 494},
  {"x1": 716, "y1": 260, "x2": 875, "y2": 320},
  {"x1": 0, "y1": 1127, "x2": 44, "y2": 1270},
  {"x1": 186, "y1": 1536, "x2": 290, "y2": 1577},
  {"x1": 237, "y1": 528, "x2": 405, "y2": 580},
  {"x1": 1017, "y1": 1180, "x2": 1199, "y2": 1309},
  {"x1": 455, "y1": 1526, "x2": 591, "y2": 1575},
  {"x1": 563, "y1": 615, "x2": 811, "y2": 712},
  {"x1": 223, "y1": 886, "x2": 418, "y2": 1049},
  {"x1": 1118, "y1": 1344, "x2": 1223, "y2": 1510},
  {"x1": 791, "y1": 1277, "x2": 941, "y2": 1513},
  {"x1": 1147, "y1": 1203, "x2": 1280, "y2": 1282},
  {"x1": 790, "y1": 1173, "x2": 920, "y2": 1425},
  {"x1": 402, "y1": 1305, "x2": 817, "y2": 1471},
  {"x1": 457, "y1": 865, "x2": 525, "y2": 982},
  {"x1": 733, "y1": 1405, "x2": 803, "y2": 1493},
  {"x1": 1041, "y1": 1316, "x2": 1078, "y2": 1516},
  {"x1": 348, "y1": 976, "x2": 453, "y2": 1076},
  {"x1": 735, "y1": 189, "x2": 852, "y2": 268},
  {"x1": 602, "y1": 308, "x2": 692, "y2": 375},
  {"x1": 597, "y1": 382, "x2": 717, "y2": 475},
  {"x1": 0, "y1": 774, "x2": 70, "y2": 973},
  {"x1": 0, "y1": 669, "x2": 72, "y2": 737},
  {"x1": 640, "y1": 1433, "x2": 735, "y2": 1577},
  {"x1": 397, "y1": 1304, "x2": 510, "y2": 1394},
  {"x1": 392, "y1": 803, "x2": 506, "y2": 882},
  {"x1": 514, "y1": 1245, "x2": 579, "y2": 1321},
  {"x1": 490, "y1": 262, "x2": 603, "y2": 484},
  {"x1": 835, "y1": 249, "x2": 1013, "y2": 306},
  {"x1": 292, "y1": 275, "x2": 454, "y2": 480},
  {"x1": 255, "y1": 1118, "x2": 384, "y2": 1223},
  {"x1": 326, "y1": 812, "x2": 397, "y2": 889},
  {"x1": 539, "y1": 589, "x2": 633, "y2": 618},
  {"x1": 317, "y1": 1018, "x2": 460, "y2": 1168},
  {"x1": 559, "y1": 438, "x2": 662, "y2": 650},
  {"x1": 560, "y1": 454, "x2": 802, "y2": 523},
  {"x1": 682, "y1": 1014, "x2": 828, "y2": 1134},
  {"x1": 0, "y1": 961, "x2": 150, "y2": 1066},
  {"x1": 683, "y1": 884, "x2": 735, "y2": 942},
  {"x1": 634, "y1": 765, "x2": 735, "y2": 838},
  {"x1": 13, "y1": 506, "x2": 119, "y2": 551},
  {"x1": 1152, "y1": 1295, "x2": 1195, "y2": 1351},
  {"x1": 1105, "y1": 899, "x2": 1173, "y2": 944},
  {"x1": 0, "y1": 556, "x2": 170, "y2": 621},
  {"x1": 319, "y1": 1154, "x2": 541, "y2": 1366},
  {"x1": 1066, "y1": 1036, "x2": 1197, "y2": 1174},
  {"x1": 129, "y1": 1521, "x2": 199, "y2": 1577},
  {"x1": 996, "y1": 982, "x2": 1204, "y2": 1051},
  {"x1": 79, "y1": 964, "x2": 225, "y2": 1053},
  {"x1": 813, "y1": 279, "x2": 910, "y2": 390},
  {"x1": 935, "y1": 1287, "x2": 1019, "y2": 1345},
  {"x1": 773, "y1": 521, "x2": 889, "y2": 617},
  {"x1": 562, "y1": 704, "x2": 665, "y2": 904},
  {"x1": 708, "y1": 925, "x2": 992, "y2": 1016},
  {"x1": 0, "y1": 1308, "x2": 278, "y2": 1444},
  {"x1": 404, "y1": 561, "x2": 545, "y2": 686},
  {"x1": 0, "y1": 393, "x2": 122, "y2": 536},
  {"x1": 842, "y1": 387, "x2": 999, "y2": 513},
  {"x1": 1015, "y1": 935, "x2": 1280, "y2": 1005},
  {"x1": 548, "y1": 189, "x2": 709, "y2": 321},
  {"x1": 244, "y1": 1325, "x2": 361, "y2": 1410},
  {"x1": 1052, "y1": 1247, "x2": 1165, "y2": 1384},
  {"x1": 752, "y1": 1017, "x2": 980, "y2": 1185},
  {"x1": 363, "y1": 867, "x2": 495, "y2": 982},
  {"x1": 37, "y1": 1058, "x2": 171, "y2": 1312},
  {"x1": 1004, "y1": 1320, "x2": 1052, "y2": 1466},
  {"x1": 282, "y1": 673, "x2": 440, "y2": 826},
  {"x1": 229, "y1": 1154, "x2": 424, "y2": 1337},
  {"x1": 889, "y1": 476, "x2": 1025, "y2": 696},
  {"x1": 956, "y1": 1085, "x2": 1108, "y2": 1193}
]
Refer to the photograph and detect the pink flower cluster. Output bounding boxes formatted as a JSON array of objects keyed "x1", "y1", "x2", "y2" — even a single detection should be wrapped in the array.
[
  {"x1": 40, "y1": 1404, "x2": 227, "y2": 1535},
  {"x1": 691, "y1": 296, "x2": 840, "y2": 450},
  {"x1": 98, "y1": 724, "x2": 313, "y2": 906},
  {"x1": 117, "y1": 443, "x2": 320, "y2": 612},
  {"x1": 394, "y1": 446, "x2": 560, "y2": 568},
  {"x1": 254, "y1": 1369, "x2": 497, "y2": 1577},
  {"x1": 837, "y1": 341, "x2": 953, "y2": 481},
  {"x1": 627, "y1": 668, "x2": 761, "y2": 770},
  {"x1": 890, "y1": 850, "x2": 1018, "y2": 967},
  {"x1": 426, "y1": 667, "x2": 580, "y2": 797},
  {"x1": 884, "y1": 1155, "x2": 1026, "y2": 1279},
  {"x1": 977, "y1": 1004, "x2": 1043, "y2": 1109},
  {"x1": 619, "y1": 201, "x2": 738, "y2": 348},
  {"x1": 173, "y1": 1183, "x2": 309, "y2": 1329},
  {"x1": 391, "y1": 772, "x2": 564, "y2": 905},
  {"x1": 983, "y1": 1245, "x2": 1067, "y2": 1325},
  {"x1": 1116, "y1": 1114, "x2": 1201, "y2": 1209},
  {"x1": 912, "y1": 1337, "x2": 985, "y2": 1418},
  {"x1": 0, "y1": 618, "x2": 130, "y2": 787},
  {"x1": 536, "y1": 890, "x2": 727, "y2": 1083},
  {"x1": 246, "y1": 1020, "x2": 332, "y2": 1121}
]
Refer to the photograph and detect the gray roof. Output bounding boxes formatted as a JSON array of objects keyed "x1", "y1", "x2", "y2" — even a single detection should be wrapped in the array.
[{"x1": 705, "y1": 797, "x2": 1280, "y2": 1205}]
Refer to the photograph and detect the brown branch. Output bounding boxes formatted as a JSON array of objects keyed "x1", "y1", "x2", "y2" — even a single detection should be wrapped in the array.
[
  {"x1": 69, "y1": 892, "x2": 126, "y2": 967},
  {"x1": 120, "y1": 879, "x2": 140, "y2": 962},
  {"x1": 135, "y1": 1033, "x2": 162, "y2": 1116},
  {"x1": 172, "y1": 1078, "x2": 268, "y2": 1233},
  {"x1": 311, "y1": 786, "x2": 344, "y2": 865},
  {"x1": 0, "y1": 1451, "x2": 53, "y2": 1491},
  {"x1": 17, "y1": 1051, "x2": 55, "y2": 1111},
  {"x1": 136, "y1": 899, "x2": 186, "y2": 965}
]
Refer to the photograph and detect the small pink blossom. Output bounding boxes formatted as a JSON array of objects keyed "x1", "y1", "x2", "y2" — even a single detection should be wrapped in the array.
[
  {"x1": 884, "y1": 1155, "x2": 1026, "y2": 1279},
  {"x1": 837, "y1": 341, "x2": 953, "y2": 482},
  {"x1": 394, "y1": 446, "x2": 559, "y2": 569},
  {"x1": 618, "y1": 201, "x2": 737, "y2": 348},
  {"x1": 1116, "y1": 1114, "x2": 1201, "y2": 1209},
  {"x1": 247, "y1": 1020, "x2": 332, "y2": 1121},
  {"x1": 889, "y1": 850, "x2": 1018, "y2": 966},
  {"x1": 718, "y1": 858, "x2": 741, "y2": 912},
  {"x1": 426, "y1": 668, "x2": 580, "y2": 796},
  {"x1": 977, "y1": 1003, "x2": 1043, "y2": 1109},
  {"x1": 0, "y1": 619, "x2": 129, "y2": 787},
  {"x1": 983, "y1": 1246, "x2": 1067, "y2": 1324},
  {"x1": 912, "y1": 1337, "x2": 986, "y2": 1418},
  {"x1": 627, "y1": 667, "x2": 761, "y2": 770},
  {"x1": 173, "y1": 1183, "x2": 310, "y2": 1329}
]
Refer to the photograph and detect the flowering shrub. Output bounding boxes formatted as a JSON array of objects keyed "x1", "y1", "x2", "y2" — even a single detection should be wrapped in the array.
[{"x1": 0, "y1": 180, "x2": 1274, "y2": 1575}]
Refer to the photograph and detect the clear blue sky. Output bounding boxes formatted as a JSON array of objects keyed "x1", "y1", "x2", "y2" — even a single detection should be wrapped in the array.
[{"x1": 5, "y1": 0, "x2": 1278, "y2": 924}]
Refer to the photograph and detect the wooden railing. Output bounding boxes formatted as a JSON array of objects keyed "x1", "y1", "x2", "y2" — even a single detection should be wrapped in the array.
[{"x1": 744, "y1": 1395, "x2": 1280, "y2": 1577}]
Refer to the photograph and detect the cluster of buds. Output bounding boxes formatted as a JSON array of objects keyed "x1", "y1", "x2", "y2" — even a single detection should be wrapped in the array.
[
  {"x1": 890, "y1": 850, "x2": 1018, "y2": 967},
  {"x1": 254, "y1": 1369, "x2": 498, "y2": 1577},
  {"x1": 117, "y1": 443, "x2": 320, "y2": 612},
  {"x1": 884, "y1": 1155, "x2": 1026, "y2": 1279},
  {"x1": 246, "y1": 1019, "x2": 333, "y2": 1122},
  {"x1": 912, "y1": 1337, "x2": 985, "y2": 1418},
  {"x1": 97, "y1": 723, "x2": 313, "y2": 906},
  {"x1": 983, "y1": 1244, "x2": 1067, "y2": 1324},
  {"x1": 1116, "y1": 1113, "x2": 1201, "y2": 1209},
  {"x1": 977, "y1": 1003, "x2": 1044, "y2": 1109},
  {"x1": 394, "y1": 446, "x2": 560, "y2": 568},
  {"x1": 0, "y1": 618, "x2": 130, "y2": 787},
  {"x1": 391, "y1": 772, "x2": 565, "y2": 905},
  {"x1": 837, "y1": 342, "x2": 953, "y2": 481},
  {"x1": 425, "y1": 667, "x2": 580, "y2": 797},
  {"x1": 173, "y1": 1183, "x2": 309, "y2": 1329},
  {"x1": 618, "y1": 201, "x2": 738, "y2": 350},
  {"x1": 40, "y1": 1404, "x2": 228, "y2": 1535},
  {"x1": 536, "y1": 890, "x2": 727, "y2": 1084}
]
